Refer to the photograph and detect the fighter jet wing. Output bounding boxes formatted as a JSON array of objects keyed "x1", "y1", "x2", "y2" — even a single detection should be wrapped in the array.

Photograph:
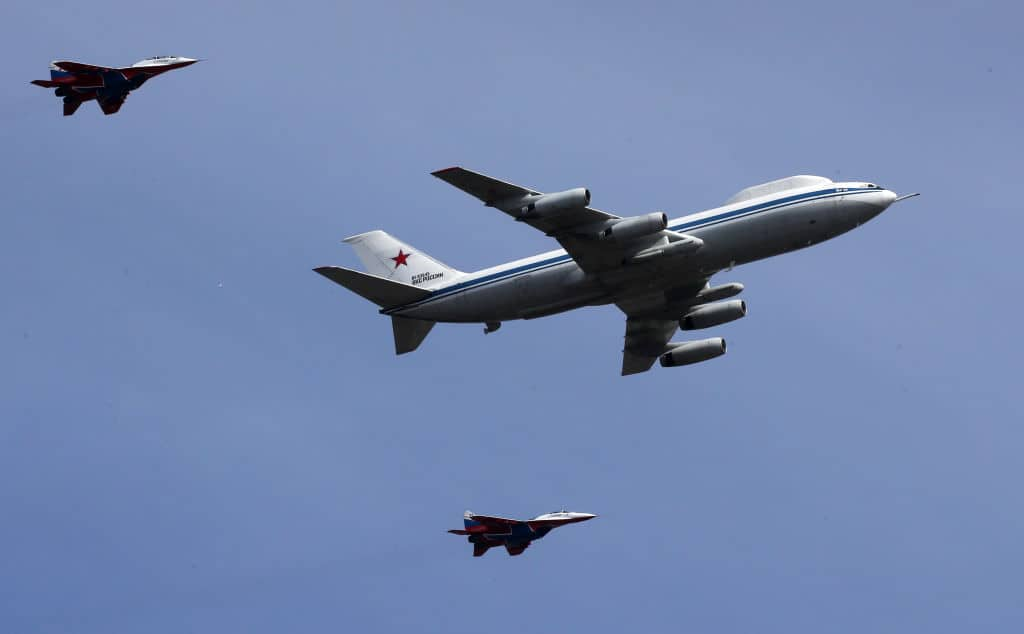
[
  {"x1": 505, "y1": 542, "x2": 530, "y2": 556},
  {"x1": 468, "y1": 514, "x2": 519, "y2": 528},
  {"x1": 432, "y1": 167, "x2": 700, "y2": 273},
  {"x1": 53, "y1": 60, "x2": 112, "y2": 73},
  {"x1": 97, "y1": 92, "x2": 127, "y2": 115}
]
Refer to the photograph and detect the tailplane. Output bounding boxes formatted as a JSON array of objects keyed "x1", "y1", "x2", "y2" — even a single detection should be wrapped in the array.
[
  {"x1": 312, "y1": 268, "x2": 437, "y2": 354},
  {"x1": 343, "y1": 230, "x2": 462, "y2": 290}
]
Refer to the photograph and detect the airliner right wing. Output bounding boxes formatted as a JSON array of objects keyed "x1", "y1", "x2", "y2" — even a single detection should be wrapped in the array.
[
  {"x1": 432, "y1": 167, "x2": 700, "y2": 274},
  {"x1": 431, "y1": 166, "x2": 619, "y2": 236}
]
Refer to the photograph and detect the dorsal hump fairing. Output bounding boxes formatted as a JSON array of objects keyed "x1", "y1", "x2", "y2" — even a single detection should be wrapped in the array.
[{"x1": 724, "y1": 175, "x2": 833, "y2": 206}]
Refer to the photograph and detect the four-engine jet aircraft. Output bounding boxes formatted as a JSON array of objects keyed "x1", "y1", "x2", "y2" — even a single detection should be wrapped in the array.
[
  {"x1": 448, "y1": 510, "x2": 596, "y2": 557},
  {"x1": 30, "y1": 56, "x2": 199, "y2": 116},
  {"x1": 315, "y1": 167, "x2": 918, "y2": 374}
]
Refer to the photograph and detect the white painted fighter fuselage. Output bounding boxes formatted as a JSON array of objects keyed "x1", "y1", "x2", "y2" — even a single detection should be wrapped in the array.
[{"x1": 314, "y1": 170, "x2": 912, "y2": 374}]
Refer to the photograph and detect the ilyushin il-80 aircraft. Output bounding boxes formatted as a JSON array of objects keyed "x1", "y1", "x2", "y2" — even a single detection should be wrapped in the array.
[
  {"x1": 30, "y1": 56, "x2": 198, "y2": 116},
  {"x1": 448, "y1": 510, "x2": 596, "y2": 557},
  {"x1": 315, "y1": 167, "x2": 918, "y2": 375}
]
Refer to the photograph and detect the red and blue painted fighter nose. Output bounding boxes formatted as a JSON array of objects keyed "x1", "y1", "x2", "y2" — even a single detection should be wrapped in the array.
[
  {"x1": 30, "y1": 56, "x2": 199, "y2": 116},
  {"x1": 448, "y1": 510, "x2": 596, "y2": 557}
]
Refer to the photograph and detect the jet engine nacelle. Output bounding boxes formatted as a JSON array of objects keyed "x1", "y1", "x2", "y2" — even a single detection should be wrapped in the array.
[
  {"x1": 659, "y1": 338, "x2": 727, "y2": 367},
  {"x1": 680, "y1": 300, "x2": 747, "y2": 330},
  {"x1": 518, "y1": 188, "x2": 591, "y2": 218},
  {"x1": 600, "y1": 212, "x2": 668, "y2": 241}
]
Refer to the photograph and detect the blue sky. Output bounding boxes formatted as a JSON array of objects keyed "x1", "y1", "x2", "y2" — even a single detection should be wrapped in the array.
[{"x1": 1, "y1": 1, "x2": 1021, "y2": 631}]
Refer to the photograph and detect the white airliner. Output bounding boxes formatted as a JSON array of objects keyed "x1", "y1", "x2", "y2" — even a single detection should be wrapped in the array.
[{"x1": 315, "y1": 167, "x2": 917, "y2": 374}]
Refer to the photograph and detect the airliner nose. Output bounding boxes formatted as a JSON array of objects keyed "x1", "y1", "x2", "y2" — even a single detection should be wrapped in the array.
[{"x1": 866, "y1": 189, "x2": 898, "y2": 212}]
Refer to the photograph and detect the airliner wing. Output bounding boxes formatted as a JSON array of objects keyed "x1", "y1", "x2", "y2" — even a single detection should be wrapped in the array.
[
  {"x1": 431, "y1": 166, "x2": 618, "y2": 234},
  {"x1": 621, "y1": 317, "x2": 678, "y2": 375},
  {"x1": 432, "y1": 166, "x2": 697, "y2": 274},
  {"x1": 617, "y1": 280, "x2": 710, "y2": 375}
]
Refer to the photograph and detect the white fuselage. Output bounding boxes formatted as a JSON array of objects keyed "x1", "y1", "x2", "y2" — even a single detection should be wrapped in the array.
[{"x1": 386, "y1": 182, "x2": 897, "y2": 322}]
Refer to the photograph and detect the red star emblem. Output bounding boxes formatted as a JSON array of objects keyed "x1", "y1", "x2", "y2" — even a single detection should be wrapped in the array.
[{"x1": 391, "y1": 249, "x2": 411, "y2": 268}]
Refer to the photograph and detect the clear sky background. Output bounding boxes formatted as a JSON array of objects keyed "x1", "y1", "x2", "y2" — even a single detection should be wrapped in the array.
[{"x1": 1, "y1": 1, "x2": 1021, "y2": 632}]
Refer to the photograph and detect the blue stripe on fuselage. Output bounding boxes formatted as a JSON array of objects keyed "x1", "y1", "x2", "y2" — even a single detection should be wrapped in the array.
[{"x1": 382, "y1": 187, "x2": 875, "y2": 314}]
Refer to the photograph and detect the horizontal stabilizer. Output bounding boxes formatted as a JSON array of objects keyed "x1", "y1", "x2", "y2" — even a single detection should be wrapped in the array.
[
  {"x1": 313, "y1": 266, "x2": 430, "y2": 308},
  {"x1": 31, "y1": 79, "x2": 59, "y2": 88}
]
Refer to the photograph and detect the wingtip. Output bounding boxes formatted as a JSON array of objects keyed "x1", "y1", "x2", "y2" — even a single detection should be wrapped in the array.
[{"x1": 431, "y1": 166, "x2": 462, "y2": 176}]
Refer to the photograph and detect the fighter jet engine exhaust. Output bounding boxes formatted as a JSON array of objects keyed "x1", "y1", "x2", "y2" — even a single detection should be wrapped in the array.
[
  {"x1": 680, "y1": 300, "x2": 747, "y2": 330},
  {"x1": 516, "y1": 188, "x2": 590, "y2": 218},
  {"x1": 600, "y1": 212, "x2": 668, "y2": 241},
  {"x1": 659, "y1": 338, "x2": 727, "y2": 367}
]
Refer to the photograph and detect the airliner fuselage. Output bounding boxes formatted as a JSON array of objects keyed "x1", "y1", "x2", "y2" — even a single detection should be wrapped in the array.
[
  {"x1": 387, "y1": 179, "x2": 896, "y2": 322},
  {"x1": 314, "y1": 169, "x2": 912, "y2": 374}
]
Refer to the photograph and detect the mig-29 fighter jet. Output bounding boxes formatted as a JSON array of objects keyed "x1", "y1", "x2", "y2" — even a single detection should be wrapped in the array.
[
  {"x1": 31, "y1": 56, "x2": 199, "y2": 116},
  {"x1": 448, "y1": 510, "x2": 597, "y2": 557}
]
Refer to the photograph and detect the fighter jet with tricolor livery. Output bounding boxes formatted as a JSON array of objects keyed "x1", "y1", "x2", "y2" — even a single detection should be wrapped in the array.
[
  {"x1": 448, "y1": 510, "x2": 597, "y2": 557},
  {"x1": 31, "y1": 56, "x2": 199, "y2": 116}
]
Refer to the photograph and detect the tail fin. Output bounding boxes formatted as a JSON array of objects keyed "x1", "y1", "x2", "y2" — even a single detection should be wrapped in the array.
[
  {"x1": 312, "y1": 267, "x2": 437, "y2": 354},
  {"x1": 49, "y1": 62, "x2": 71, "y2": 81},
  {"x1": 473, "y1": 543, "x2": 491, "y2": 557},
  {"x1": 392, "y1": 316, "x2": 434, "y2": 354},
  {"x1": 343, "y1": 230, "x2": 461, "y2": 290},
  {"x1": 464, "y1": 510, "x2": 480, "y2": 530}
]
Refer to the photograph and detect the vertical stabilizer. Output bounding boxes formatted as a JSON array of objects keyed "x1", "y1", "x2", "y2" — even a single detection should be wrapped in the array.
[
  {"x1": 343, "y1": 230, "x2": 461, "y2": 289},
  {"x1": 49, "y1": 61, "x2": 70, "y2": 80},
  {"x1": 391, "y1": 316, "x2": 435, "y2": 354}
]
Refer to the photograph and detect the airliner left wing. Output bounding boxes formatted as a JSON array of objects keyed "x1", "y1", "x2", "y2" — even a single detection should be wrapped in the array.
[{"x1": 621, "y1": 317, "x2": 678, "y2": 375}]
